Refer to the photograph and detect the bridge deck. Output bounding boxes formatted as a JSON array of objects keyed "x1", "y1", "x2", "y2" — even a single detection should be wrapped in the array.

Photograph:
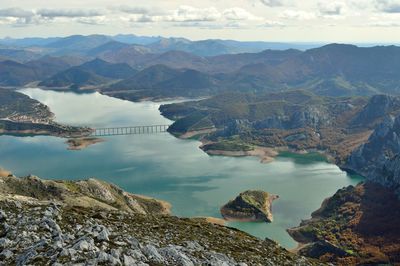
[{"x1": 91, "y1": 125, "x2": 170, "y2": 137}]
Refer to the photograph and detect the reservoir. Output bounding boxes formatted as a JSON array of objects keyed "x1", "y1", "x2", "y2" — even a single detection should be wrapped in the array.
[{"x1": 0, "y1": 88, "x2": 362, "y2": 248}]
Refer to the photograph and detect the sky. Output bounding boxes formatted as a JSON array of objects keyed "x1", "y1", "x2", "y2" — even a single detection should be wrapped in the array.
[{"x1": 1, "y1": 0, "x2": 400, "y2": 42}]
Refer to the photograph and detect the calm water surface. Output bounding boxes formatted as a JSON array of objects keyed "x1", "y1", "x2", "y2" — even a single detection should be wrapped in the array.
[{"x1": 0, "y1": 88, "x2": 362, "y2": 248}]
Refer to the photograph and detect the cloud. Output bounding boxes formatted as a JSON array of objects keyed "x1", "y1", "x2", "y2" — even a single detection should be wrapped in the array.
[
  {"x1": 37, "y1": 9, "x2": 105, "y2": 18},
  {"x1": 110, "y1": 6, "x2": 150, "y2": 14},
  {"x1": 368, "y1": 20, "x2": 400, "y2": 26},
  {"x1": 279, "y1": 10, "x2": 317, "y2": 20},
  {"x1": 259, "y1": 0, "x2": 286, "y2": 7},
  {"x1": 0, "y1": 8, "x2": 34, "y2": 18},
  {"x1": 375, "y1": 0, "x2": 400, "y2": 13},
  {"x1": 318, "y1": 1, "x2": 347, "y2": 15},
  {"x1": 222, "y1": 8, "x2": 263, "y2": 21},
  {"x1": 164, "y1": 6, "x2": 221, "y2": 22},
  {"x1": 261, "y1": 20, "x2": 286, "y2": 27}
]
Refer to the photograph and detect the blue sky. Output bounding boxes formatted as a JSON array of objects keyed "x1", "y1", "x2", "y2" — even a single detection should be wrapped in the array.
[{"x1": 1, "y1": 0, "x2": 400, "y2": 42}]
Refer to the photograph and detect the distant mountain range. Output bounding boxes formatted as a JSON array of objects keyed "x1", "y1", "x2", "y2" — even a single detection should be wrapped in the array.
[{"x1": 2, "y1": 35, "x2": 400, "y2": 100}]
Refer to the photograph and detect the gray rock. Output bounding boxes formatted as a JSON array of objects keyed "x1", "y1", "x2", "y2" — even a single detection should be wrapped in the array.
[
  {"x1": 159, "y1": 245, "x2": 194, "y2": 266},
  {"x1": 96, "y1": 226, "x2": 110, "y2": 241},
  {"x1": 142, "y1": 244, "x2": 165, "y2": 263},
  {"x1": 16, "y1": 248, "x2": 37, "y2": 266},
  {"x1": 0, "y1": 238, "x2": 12, "y2": 248},
  {"x1": 0, "y1": 249, "x2": 13, "y2": 259},
  {"x1": 73, "y1": 238, "x2": 94, "y2": 251},
  {"x1": 123, "y1": 254, "x2": 136, "y2": 265},
  {"x1": 0, "y1": 209, "x2": 7, "y2": 221}
]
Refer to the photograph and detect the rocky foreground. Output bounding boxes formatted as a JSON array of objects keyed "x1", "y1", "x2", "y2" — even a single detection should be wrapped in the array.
[{"x1": 0, "y1": 174, "x2": 321, "y2": 266}]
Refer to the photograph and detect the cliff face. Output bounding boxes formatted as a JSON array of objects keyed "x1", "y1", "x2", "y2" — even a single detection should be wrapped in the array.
[
  {"x1": 345, "y1": 114, "x2": 400, "y2": 194},
  {"x1": 288, "y1": 182, "x2": 400, "y2": 265},
  {"x1": 0, "y1": 174, "x2": 322, "y2": 266}
]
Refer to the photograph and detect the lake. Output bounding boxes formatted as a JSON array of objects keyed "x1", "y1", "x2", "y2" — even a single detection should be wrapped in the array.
[{"x1": 0, "y1": 88, "x2": 362, "y2": 249}]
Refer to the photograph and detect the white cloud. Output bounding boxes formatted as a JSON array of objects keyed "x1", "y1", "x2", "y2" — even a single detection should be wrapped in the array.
[
  {"x1": 279, "y1": 10, "x2": 317, "y2": 20},
  {"x1": 318, "y1": 1, "x2": 347, "y2": 15},
  {"x1": 222, "y1": 8, "x2": 263, "y2": 21},
  {"x1": 262, "y1": 20, "x2": 286, "y2": 27},
  {"x1": 164, "y1": 6, "x2": 221, "y2": 22},
  {"x1": 259, "y1": 0, "x2": 287, "y2": 7},
  {"x1": 368, "y1": 20, "x2": 400, "y2": 26}
]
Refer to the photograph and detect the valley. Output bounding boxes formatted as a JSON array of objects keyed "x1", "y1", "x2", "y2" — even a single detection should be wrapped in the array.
[{"x1": 1, "y1": 34, "x2": 400, "y2": 265}]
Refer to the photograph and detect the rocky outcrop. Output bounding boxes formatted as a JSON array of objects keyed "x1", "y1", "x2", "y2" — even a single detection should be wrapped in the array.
[
  {"x1": 0, "y1": 175, "x2": 171, "y2": 215},
  {"x1": 351, "y1": 94, "x2": 400, "y2": 128},
  {"x1": 0, "y1": 174, "x2": 321, "y2": 266},
  {"x1": 345, "y1": 114, "x2": 400, "y2": 194},
  {"x1": 288, "y1": 182, "x2": 400, "y2": 265},
  {"x1": 220, "y1": 190, "x2": 278, "y2": 222}
]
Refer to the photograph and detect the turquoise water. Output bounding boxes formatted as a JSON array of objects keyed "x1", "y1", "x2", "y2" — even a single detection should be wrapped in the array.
[{"x1": 0, "y1": 88, "x2": 362, "y2": 249}]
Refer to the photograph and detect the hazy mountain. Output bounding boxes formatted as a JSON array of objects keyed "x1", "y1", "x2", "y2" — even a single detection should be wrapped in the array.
[
  {"x1": 0, "y1": 48, "x2": 42, "y2": 63},
  {"x1": 44, "y1": 35, "x2": 113, "y2": 55},
  {"x1": 39, "y1": 68, "x2": 109, "y2": 88},
  {"x1": 39, "y1": 58, "x2": 136, "y2": 88},
  {"x1": 77, "y1": 58, "x2": 136, "y2": 79},
  {"x1": 25, "y1": 56, "x2": 78, "y2": 78},
  {"x1": 0, "y1": 37, "x2": 61, "y2": 47},
  {"x1": 147, "y1": 37, "x2": 321, "y2": 56},
  {"x1": 0, "y1": 60, "x2": 39, "y2": 86},
  {"x1": 110, "y1": 65, "x2": 181, "y2": 90},
  {"x1": 112, "y1": 34, "x2": 162, "y2": 45}
]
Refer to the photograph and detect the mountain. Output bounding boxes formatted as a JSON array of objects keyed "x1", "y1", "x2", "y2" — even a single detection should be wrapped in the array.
[
  {"x1": 77, "y1": 58, "x2": 136, "y2": 79},
  {"x1": 345, "y1": 109, "x2": 400, "y2": 194},
  {"x1": 0, "y1": 48, "x2": 42, "y2": 62},
  {"x1": 288, "y1": 182, "x2": 400, "y2": 265},
  {"x1": 87, "y1": 41, "x2": 132, "y2": 56},
  {"x1": 0, "y1": 37, "x2": 61, "y2": 47},
  {"x1": 25, "y1": 56, "x2": 78, "y2": 78},
  {"x1": 0, "y1": 60, "x2": 39, "y2": 86},
  {"x1": 147, "y1": 37, "x2": 320, "y2": 56},
  {"x1": 45, "y1": 35, "x2": 113, "y2": 55},
  {"x1": 145, "y1": 50, "x2": 208, "y2": 70},
  {"x1": 39, "y1": 58, "x2": 136, "y2": 88},
  {"x1": 112, "y1": 34, "x2": 162, "y2": 45},
  {"x1": 110, "y1": 65, "x2": 180, "y2": 90},
  {"x1": 160, "y1": 90, "x2": 379, "y2": 163},
  {"x1": 89, "y1": 42, "x2": 154, "y2": 67},
  {"x1": 109, "y1": 64, "x2": 217, "y2": 93},
  {"x1": 39, "y1": 68, "x2": 109, "y2": 88}
]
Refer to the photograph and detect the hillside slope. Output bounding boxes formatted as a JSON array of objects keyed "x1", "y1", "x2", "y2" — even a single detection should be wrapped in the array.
[{"x1": 0, "y1": 173, "x2": 322, "y2": 265}]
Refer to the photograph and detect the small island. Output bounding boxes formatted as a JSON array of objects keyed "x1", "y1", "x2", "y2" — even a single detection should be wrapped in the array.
[
  {"x1": 66, "y1": 137, "x2": 105, "y2": 150},
  {"x1": 220, "y1": 190, "x2": 279, "y2": 223}
]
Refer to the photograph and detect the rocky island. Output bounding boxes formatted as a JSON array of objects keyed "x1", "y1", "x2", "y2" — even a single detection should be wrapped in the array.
[
  {"x1": 0, "y1": 172, "x2": 320, "y2": 266},
  {"x1": 66, "y1": 137, "x2": 105, "y2": 150},
  {"x1": 220, "y1": 190, "x2": 278, "y2": 222},
  {"x1": 0, "y1": 88, "x2": 92, "y2": 138}
]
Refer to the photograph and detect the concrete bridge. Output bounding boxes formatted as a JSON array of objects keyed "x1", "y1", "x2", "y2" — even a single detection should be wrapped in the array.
[{"x1": 91, "y1": 125, "x2": 170, "y2": 137}]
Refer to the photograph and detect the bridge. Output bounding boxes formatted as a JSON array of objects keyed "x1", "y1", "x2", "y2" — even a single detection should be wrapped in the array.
[{"x1": 91, "y1": 125, "x2": 170, "y2": 137}]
